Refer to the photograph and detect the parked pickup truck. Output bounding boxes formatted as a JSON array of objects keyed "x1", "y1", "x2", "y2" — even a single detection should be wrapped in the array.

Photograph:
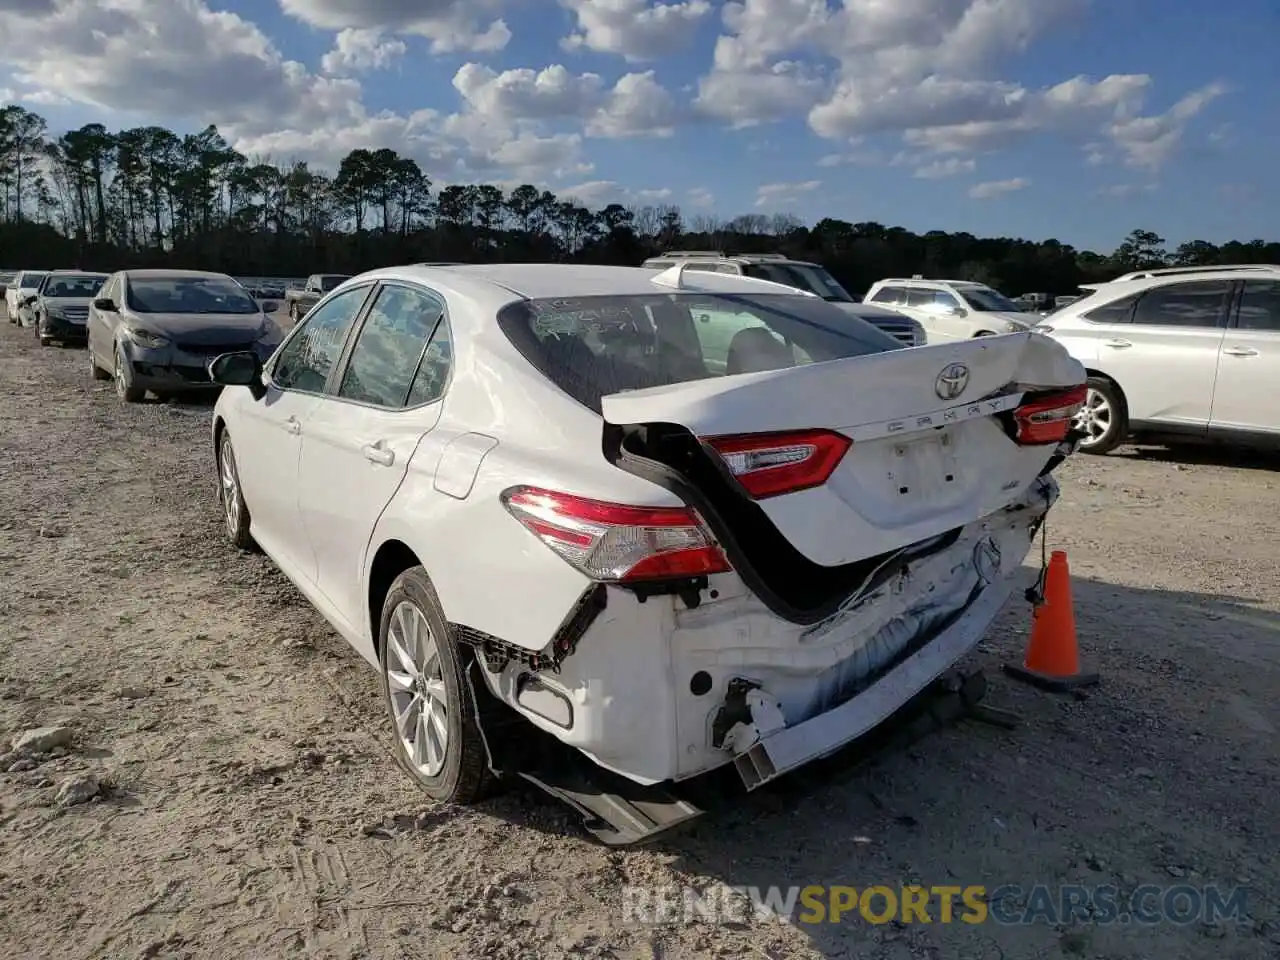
[{"x1": 284, "y1": 274, "x2": 351, "y2": 322}]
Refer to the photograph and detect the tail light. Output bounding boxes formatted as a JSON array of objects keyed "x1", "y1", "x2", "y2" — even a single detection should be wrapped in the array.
[
  {"x1": 501, "y1": 486, "x2": 730, "y2": 582},
  {"x1": 703, "y1": 429, "x2": 851, "y2": 499},
  {"x1": 1013, "y1": 385, "x2": 1087, "y2": 445}
]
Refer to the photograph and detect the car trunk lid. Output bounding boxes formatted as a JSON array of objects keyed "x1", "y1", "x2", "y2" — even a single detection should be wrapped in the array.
[{"x1": 601, "y1": 332, "x2": 1083, "y2": 567}]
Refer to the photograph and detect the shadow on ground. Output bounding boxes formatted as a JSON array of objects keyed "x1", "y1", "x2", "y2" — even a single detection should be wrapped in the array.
[{"x1": 478, "y1": 571, "x2": 1280, "y2": 958}]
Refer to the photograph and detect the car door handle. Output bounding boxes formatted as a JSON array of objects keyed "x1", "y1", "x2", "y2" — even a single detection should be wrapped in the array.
[
  {"x1": 1222, "y1": 346, "x2": 1259, "y2": 357},
  {"x1": 1102, "y1": 338, "x2": 1132, "y2": 348},
  {"x1": 362, "y1": 442, "x2": 395, "y2": 466},
  {"x1": 284, "y1": 416, "x2": 301, "y2": 435}
]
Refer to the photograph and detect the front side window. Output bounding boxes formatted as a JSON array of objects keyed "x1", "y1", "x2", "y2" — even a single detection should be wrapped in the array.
[
  {"x1": 44, "y1": 275, "x2": 108, "y2": 298},
  {"x1": 338, "y1": 284, "x2": 445, "y2": 408},
  {"x1": 498, "y1": 292, "x2": 899, "y2": 412},
  {"x1": 126, "y1": 275, "x2": 260, "y2": 315},
  {"x1": 745, "y1": 263, "x2": 853, "y2": 301},
  {"x1": 273, "y1": 286, "x2": 371, "y2": 393},
  {"x1": 1131, "y1": 281, "x2": 1229, "y2": 328},
  {"x1": 1236, "y1": 280, "x2": 1280, "y2": 332},
  {"x1": 956, "y1": 286, "x2": 1020, "y2": 312}
]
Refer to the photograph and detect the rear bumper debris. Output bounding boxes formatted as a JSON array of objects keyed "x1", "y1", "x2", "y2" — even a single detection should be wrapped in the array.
[{"x1": 729, "y1": 577, "x2": 1013, "y2": 790}]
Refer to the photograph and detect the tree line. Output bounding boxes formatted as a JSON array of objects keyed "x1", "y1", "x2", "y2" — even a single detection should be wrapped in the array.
[{"x1": 1, "y1": 104, "x2": 1275, "y2": 297}]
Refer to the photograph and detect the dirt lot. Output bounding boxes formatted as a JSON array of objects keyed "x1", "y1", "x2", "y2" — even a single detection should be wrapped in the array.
[{"x1": 0, "y1": 315, "x2": 1277, "y2": 960}]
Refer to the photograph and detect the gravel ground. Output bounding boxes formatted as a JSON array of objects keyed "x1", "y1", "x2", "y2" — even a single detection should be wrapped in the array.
[{"x1": 1, "y1": 314, "x2": 1277, "y2": 960}]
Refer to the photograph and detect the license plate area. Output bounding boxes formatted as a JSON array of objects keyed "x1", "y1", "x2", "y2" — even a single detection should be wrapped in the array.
[{"x1": 883, "y1": 430, "x2": 960, "y2": 503}]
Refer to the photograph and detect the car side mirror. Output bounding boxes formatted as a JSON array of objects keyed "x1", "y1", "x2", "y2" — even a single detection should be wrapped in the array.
[
  {"x1": 261, "y1": 301, "x2": 279, "y2": 314},
  {"x1": 93, "y1": 298, "x2": 117, "y2": 312},
  {"x1": 208, "y1": 351, "x2": 266, "y2": 400},
  {"x1": 23, "y1": 295, "x2": 36, "y2": 306}
]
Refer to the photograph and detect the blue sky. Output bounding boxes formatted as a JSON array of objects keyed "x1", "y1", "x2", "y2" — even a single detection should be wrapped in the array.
[{"x1": 1, "y1": 0, "x2": 1275, "y2": 253}]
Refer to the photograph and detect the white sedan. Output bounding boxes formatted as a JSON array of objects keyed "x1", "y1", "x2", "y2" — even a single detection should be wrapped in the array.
[{"x1": 208, "y1": 262, "x2": 1086, "y2": 843}]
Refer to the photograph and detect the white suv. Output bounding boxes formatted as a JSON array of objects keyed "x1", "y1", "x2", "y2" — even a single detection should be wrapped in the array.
[
  {"x1": 863, "y1": 277, "x2": 1035, "y2": 343},
  {"x1": 1037, "y1": 265, "x2": 1280, "y2": 454},
  {"x1": 641, "y1": 252, "x2": 925, "y2": 347}
]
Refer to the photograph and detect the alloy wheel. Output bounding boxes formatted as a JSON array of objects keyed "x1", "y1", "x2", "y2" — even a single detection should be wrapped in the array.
[
  {"x1": 385, "y1": 601, "x2": 450, "y2": 778},
  {"x1": 1074, "y1": 386, "x2": 1113, "y2": 448},
  {"x1": 219, "y1": 436, "x2": 241, "y2": 536}
]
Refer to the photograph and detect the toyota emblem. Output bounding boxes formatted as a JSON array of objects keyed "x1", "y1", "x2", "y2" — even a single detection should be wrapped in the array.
[{"x1": 935, "y1": 362, "x2": 970, "y2": 400}]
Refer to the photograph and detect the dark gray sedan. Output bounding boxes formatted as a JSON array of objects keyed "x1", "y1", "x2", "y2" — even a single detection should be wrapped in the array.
[
  {"x1": 28, "y1": 271, "x2": 109, "y2": 345},
  {"x1": 87, "y1": 269, "x2": 283, "y2": 403}
]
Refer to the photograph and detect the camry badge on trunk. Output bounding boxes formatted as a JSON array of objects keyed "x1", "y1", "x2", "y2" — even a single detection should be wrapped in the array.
[{"x1": 935, "y1": 362, "x2": 970, "y2": 400}]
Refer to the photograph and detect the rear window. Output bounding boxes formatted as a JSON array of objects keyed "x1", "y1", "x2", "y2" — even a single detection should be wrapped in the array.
[{"x1": 498, "y1": 293, "x2": 900, "y2": 412}]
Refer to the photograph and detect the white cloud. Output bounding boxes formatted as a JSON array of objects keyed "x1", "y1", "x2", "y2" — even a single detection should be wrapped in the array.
[
  {"x1": 1105, "y1": 82, "x2": 1228, "y2": 170},
  {"x1": 686, "y1": 187, "x2": 715, "y2": 207},
  {"x1": 755, "y1": 179, "x2": 820, "y2": 208},
  {"x1": 969, "y1": 177, "x2": 1029, "y2": 199},
  {"x1": 320, "y1": 28, "x2": 406, "y2": 74},
  {"x1": 452, "y1": 62, "x2": 681, "y2": 139},
  {"x1": 692, "y1": 0, "x2": 1224, "y2": 173},
  {"x1": 914, "y1": 157, "x2": 976, "y2": 179},
  {"x1": 280, "y1": 0, "x2": 511, "y2": 54},
  {"x1": 1094, "y1": 183, "x2": 1157, "y2": 198},
  {"x1": 560, "y1": 0, "x2": 712, "y2": 61},
  {"x1": 557, "y1": 179, "x2": 677, "y2": 206}
]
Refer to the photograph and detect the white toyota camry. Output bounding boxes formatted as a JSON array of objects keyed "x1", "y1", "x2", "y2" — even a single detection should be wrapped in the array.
[{"x1": 208, "y1": 262, "x2": 1086, "y2": 843}]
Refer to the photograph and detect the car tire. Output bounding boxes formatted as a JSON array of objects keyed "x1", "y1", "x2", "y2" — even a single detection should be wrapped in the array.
[
  {"x1": 379, "y1": 567, "x2": 495, "y2": 805},
  {"x1": 1075, "y1": 376, "x2": 1127, "y2": 456},
  {"x1": 89, "y1": 346, "x2": 111, "y2": 380},
  {"x1": 289, "y1": 303, "x2": 299, "y2": 324},
  {"x1": 39, "y1": 336, "x2": 50, "y2": 347},
  {"x1": 216, "y1": 430, "x2": 256, "y2": 551},
  {"x1": 114, "y1": 344, "x2": 146, "y2": 403}
]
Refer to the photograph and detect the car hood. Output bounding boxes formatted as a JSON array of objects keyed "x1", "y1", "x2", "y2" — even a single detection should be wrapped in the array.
[{"x1": 122, "y1": 311, "x2": 267, "y2": 343}]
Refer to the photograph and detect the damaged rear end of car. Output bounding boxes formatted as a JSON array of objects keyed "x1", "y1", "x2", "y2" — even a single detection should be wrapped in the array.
[{"x1": 456, "y1": 276, "x2": 1085, "y2": 837}]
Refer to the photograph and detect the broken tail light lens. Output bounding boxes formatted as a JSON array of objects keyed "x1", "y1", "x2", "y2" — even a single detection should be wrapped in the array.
[
  {"x1": 501, "y1": 486, "x2": 730, "y2": 582},
  {"x1": 703, "y1": 429, "x2": 852, "y2": 499},
  {"x1": 1013, "y1": 384, "x2": 1087, "y2": 445}
]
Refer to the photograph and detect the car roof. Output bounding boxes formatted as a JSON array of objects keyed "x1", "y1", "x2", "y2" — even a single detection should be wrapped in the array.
[
  {"x1": 873, "y1": 277, "x2": 986, "y2": 288},
  {"x1": 1078, "y1": 269, "x2": 1278, "y2": 297},
  {"x1": 123, "y1": 269, "x2": 234, "y2": 280},
  {"x1": 353, "y1": 262, "x2": 819, "y2": 308},
  {"x1": 42, "y1": 270, "x2": 108, "y2": 277}
]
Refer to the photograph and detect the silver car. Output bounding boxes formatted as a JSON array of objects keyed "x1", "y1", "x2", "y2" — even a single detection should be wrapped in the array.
[{"x1": 87, "y1": 269, "x2": 283, "y2": 403}]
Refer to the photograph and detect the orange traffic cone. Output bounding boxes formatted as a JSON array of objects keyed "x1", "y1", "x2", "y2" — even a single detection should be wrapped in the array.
[{"x1": 1002, "y1": 550, "x2": 1100, "y2": 692}]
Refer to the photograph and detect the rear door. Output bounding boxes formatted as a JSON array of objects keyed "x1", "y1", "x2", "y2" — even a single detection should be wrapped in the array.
[
  {"x1": 1089, "y1": 279, "x2": 1229, "y2": 430},
  {"x1": 296, "y1": 282, "x2": 451, "y2": 633},
  {"x1": 1208, "y1": 279, "x2": 1280, "y2": 436},
  {"x1": 602, "y1": 331, "x2": 1083, "y2": 567}
]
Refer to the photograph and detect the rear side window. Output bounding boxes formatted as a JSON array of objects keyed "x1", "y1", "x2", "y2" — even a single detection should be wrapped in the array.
[
  {"x1": 1081, "y1": 293, "x2": 1139, "y2": 324},
  {"x1": 868, "y1": 286, "x2": 903, "y2": 305},
  {"x1": 498, "y1": 293, "x2": 899, "y2": 412},
  {"x1": 1131, "y1": 281, "x2": 1229, "y2": 328},
  {"x1": 1236, "y1": 280, "x2": 1280, "y2": 332}
]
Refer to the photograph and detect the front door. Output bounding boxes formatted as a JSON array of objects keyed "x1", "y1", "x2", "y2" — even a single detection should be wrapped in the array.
[
  {"x1": 1209, "y1": 278, "x2": 1280, "y2": 436},
  {"x1": 235, "y1": 284, "x2": 375, "y2": 576},
  {"x1": 296, "y1": 282, "x2": 452, "y2": 636}
]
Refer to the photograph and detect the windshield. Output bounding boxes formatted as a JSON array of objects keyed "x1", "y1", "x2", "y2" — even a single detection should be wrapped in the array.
[
  {"x1": 498, "y1": 292, "x2": 899, "y2": 412},
  {"x1": 320, "y1": 275, "x2": 350, "y2": 291},
  {"x1": 20, "y1": 272, "x2": 47, "y2": 289},
  {"x1": 957, "y1": 286, "x2": 1021, "y2": 312},
  {"x1": 126, "y1": 276, "x2": 260, "y2": 314},
  {"x1": 44, "y1": 275, "x2": 107, "y2": 298},
  {"x1": 743, "y1": 263, "x2": 854, "y2": 302}
]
